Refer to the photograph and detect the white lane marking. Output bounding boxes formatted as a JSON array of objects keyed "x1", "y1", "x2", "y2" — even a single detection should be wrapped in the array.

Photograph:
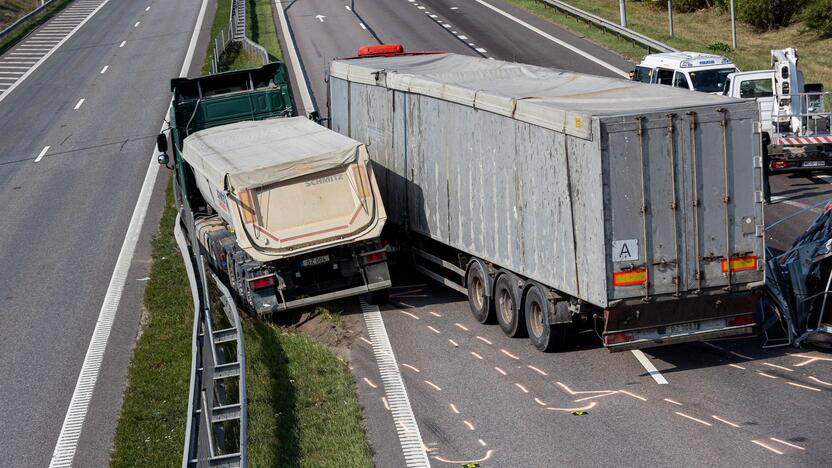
[
  {"x1": 0, "y1": 71, "x2": 24, "y2": 74},
  {"x1": 770, "y1": 437, "x2": 805, "y2": 450},
  {"x1": 547, "y1": 401, "x2": 596, "y2": 412},
  {"x1": 361, "y1": 301, "x2": 430, "y2": 467},
  {"x1": 476, "y1": 336, "x2": 492, "y2": 345},
  {"x1": 728, "y1": 363, "x2": 746, "y2": 370},
  {"x1": 618, "y1": 390, "x2": 647, "y2": 401},
  {"x1": 73, "y1": 98, "x2": 85, "y2": 110},
  {"x1": 809, "y1": 376, "x2": 832, "y2": 386},
  {"x1": 455, "y1": 322, "x2": 469, "y2": 331},
  {"x1": 134, "y1": 21, "x2": 140, "y2": 27},
  {"x1": 470, "y1": 351, "x2": 483, "y2": 360},
  {"x1": 631, "y1": 350, "x2": 668, "y2": 384},
  {"x1": 400, "y1": 310, "x2": 420, "y2": 319},
  {"x1": 463, "y1": 420, "x2": 475, "y2": 431},
  {"x1": 0, "y1": 66, "x2": 28, "y2": 69},
  {"x1": 752, "y1": 440, "x2": 783, "y2": 455},
  {"x1": 448, "y1": 339, "x2": 459, "y2": 347},
  {"x1": 762, "y1": 362, "x2": 793, "y2": 372},
  {"x1": 345, "y1": 5, "x2": 351, "y2": 11},
  {"x1": 145, "y1": 6, "x2": 151, "y2": 11},
  {"x1": 100, "y1": 65, "x2": 108, "y2": 74},
  {"x1": 534, "y1": 397, "x2": 548, "y2": 406},
  {"x1": 790, "y1": 353, "x2": 832, "y2": 366},
  {"x1": 471, "y1": 0, "x2": 627, "y2": 77},
  {"x1": 712, "y1": 415, "x2": 740, "y2": 428},
  {"x1": 382, "y1": 396, "x2": 390, "y2": 411},
  {"x1": 424, "y1": 380, "x2": 442, "y2": 391},
  {"x1": 275, "y1": 0, "x2": 315, "y2": 115},
  {"x1": 458, "y1": 35, "x2": 468, "y2": 39},
  {"x1": 500, "y1": 349, "x2": 519, "y2": 360},
  {"x1": 674, "y1": 411, "x2": 712, "y2": 427},
  {"x1": 573, "y1": 391, "x2": 617, "y2": 402},
  {"x1": 359, "y1": 336, "x2": 373, "y2": 346},
  {"x1": 478, "y1": 439, "x2": 487, "y2": 447},
  {"x1": 428, "y1": 311, "x2": 442, "y2": 317},
  {"x1": 359, "y1": 23, "x2": 367, "y2": 30},
  {"x1": 663, "y1": 398, "x2": 683, "y2": 406},
  {"x1": 450, "y1": 403, "x2": 460, "y2": 414},
  {"x1": 427, "y1": 325, "x2": 440, "y2": 334},
  {"x1": 401, "y1": 363, "x2": 420, "y2": 373},
  {"x1": 363, "y1": 377, "x2": 378, "y2": 389},
  {"x1": 494, "y1": 366, "x2": 507, "y2": 376},
  {"x1": 757, "y1": 372, "x2": 778, "y2": 379},
  {"x1": 475, "y1": 47, "x2": 487, "y2": 53},
  {"x1": 514, "y1": 383, "x2": 529, "y2": 393},
  {"x1": 527, "y1": 365, "x2": 547, "y2": 376},
  {"x1": 555, "y1": 382, "x2": 614, "y2": 395},
  {"x1": 34, "y1": 146, "x2": 50, "y2": 163},
  {"x1": 119, "y1": 40, "x2": 126, "y2": 48},
  {"x1": 786, "y1": 382, "x2": 821, "y2": 392},
  {"x1": 48, "y1": 1, "x2": 205, "y2": 466}
]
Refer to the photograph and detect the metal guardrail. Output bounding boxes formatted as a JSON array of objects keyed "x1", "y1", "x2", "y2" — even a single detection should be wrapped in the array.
[
  {"x1": 0, "y1": 0, "x2": 57, "y2": 42},
  {"x1": 210, "y1": 0, "x2": 269, "y2": 74},
  {"x1": 177, "y1": 214, "x2": 248, "y2": 467},
  {"x1": 537, "y1": 0, "x2": 676, "y2": 54}
]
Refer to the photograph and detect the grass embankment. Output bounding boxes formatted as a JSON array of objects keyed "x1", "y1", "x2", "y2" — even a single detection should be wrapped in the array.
[
  {"x1": 111, "y1": 1, "x2": 372, "y2": 465},
  {"x1": 0, "y1": 0, "x2": 74, "y2": 55},
  {"x1": 508, "y1": 0, "x2": 832, "y2": 89}
]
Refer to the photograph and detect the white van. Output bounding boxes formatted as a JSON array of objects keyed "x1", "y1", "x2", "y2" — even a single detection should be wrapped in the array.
[{"x1": 634, "y1": 52, "x2": 738, "y2": 94}]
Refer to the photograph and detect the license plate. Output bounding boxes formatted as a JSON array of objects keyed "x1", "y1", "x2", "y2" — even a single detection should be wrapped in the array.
[
  {"x1": 802, "y1": 160, "x2": 825, "y2": 167},
  {"x1": 301, "y1": 254, "x2": 330, "y2": 267},
  {"x1": 669, "y1": 322, "x2": 697, "y2": 335}
]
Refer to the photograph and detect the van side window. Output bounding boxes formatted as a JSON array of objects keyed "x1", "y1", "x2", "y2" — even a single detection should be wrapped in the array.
[
  {"x1": 634, "y1": 66, "x2": 652, "y2": 83},
  {"x1": 655, "y1": 68, "x2": 674, "y2": 86},
  {"x1": 673, "y1": 72, "x2": 690, "y2": 89},
  {"x1": 739, "y1": 78, "x2": 774, "y2": 99}
]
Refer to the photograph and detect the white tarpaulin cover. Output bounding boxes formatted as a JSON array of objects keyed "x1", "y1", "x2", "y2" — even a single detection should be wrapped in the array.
[
  {"x1": 330, "y1": 53, "x2": 737, "y2": 140},
  {"x1": 182, "y1": 117, "x2": 362, "y2": 191}
]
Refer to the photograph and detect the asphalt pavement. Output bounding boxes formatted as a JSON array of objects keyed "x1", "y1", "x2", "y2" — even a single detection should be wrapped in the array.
[
  {"x1": 0, "y1": 0, "x2": 210, "y2": 465},
  {"x1": 277, "y1": 0, "x2": 832, "y2": 466}
]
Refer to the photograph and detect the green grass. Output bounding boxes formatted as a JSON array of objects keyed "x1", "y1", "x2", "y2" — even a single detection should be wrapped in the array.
[
  {"x1": 508, "y1": 0, "x2": 832, "y2": 89},
  {"x1": 110, "y1": 180, "x2": 192, "y2": 468},
  {"x1": 0, "y1": 0, "x2": 74, "y2": 55},
  {"x1": 201, "y1": 0, "x2": 233, "y2": 74},
  {"x1": 217, "y1": 41, "x2": 263, "y2": 72},
  {"x1": 248, "y1": 0, "x2": 282, "y2": 61},
  {"x1": 314, "y1": 302, "x2": 344, "y2": 326}
]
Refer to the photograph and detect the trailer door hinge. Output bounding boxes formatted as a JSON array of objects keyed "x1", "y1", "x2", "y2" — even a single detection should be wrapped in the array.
[
  {"x1": 756, "y1": 224, "x2": 765, "y2": 237},
  {"x1": 754, "y1": 156, "x2": 762, "y2": 168},
  {"x1": 753, "y1": 121, "x2": 762, "y2": 134}
]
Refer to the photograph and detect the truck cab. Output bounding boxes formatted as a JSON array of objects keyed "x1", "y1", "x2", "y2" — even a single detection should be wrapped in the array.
[
  {"x1": 723, "y1": 70, "x2": 776, "y2": 135},
  {"x1": 634, "y1": 52, "x2": 738, "y2": 94}
]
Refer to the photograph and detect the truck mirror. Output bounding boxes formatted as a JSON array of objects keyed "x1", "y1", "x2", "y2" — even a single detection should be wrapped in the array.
[
  {"x1": 156, "y1": 133, "x2": 168, "y2": 153},
  {"x1": 157, "y1": 152, "x2": 170, "y2": 166}
]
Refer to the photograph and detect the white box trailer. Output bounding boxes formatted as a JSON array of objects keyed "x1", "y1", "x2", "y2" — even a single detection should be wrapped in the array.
[{"x1": 328, "y1": 53, "x2": 765, "y2": 351}]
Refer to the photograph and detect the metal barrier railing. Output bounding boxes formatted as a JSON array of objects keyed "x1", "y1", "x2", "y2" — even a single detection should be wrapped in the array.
[
  {"x1": 176, "y1": 213, "x2": 248, "y2": 467},
  {"x1": 771, "y1": 91, "x2": 832, "y2": 141},
  {"x1": 210, "y1": 0, "x2": 270, "y2": 74},
  {"x1": 0, "y1": 0, "x2": 57, "y2": 42}
]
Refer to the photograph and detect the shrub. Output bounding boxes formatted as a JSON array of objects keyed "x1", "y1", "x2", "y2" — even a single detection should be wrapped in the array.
[{"x1": 800, "y1": 0, "x2": 832, "y2": 38}]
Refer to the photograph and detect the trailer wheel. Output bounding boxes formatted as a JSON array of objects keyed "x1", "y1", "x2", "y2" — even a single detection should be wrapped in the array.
[
  {"x1": 524, "y1": 286, "x2": 573, "y2": 352},
  {"x1": 494, "y1": 273, "x2": 526, "y2": 338},
  {"x1": 467, "y1": 260, "x2": 495, "y2": 324}
]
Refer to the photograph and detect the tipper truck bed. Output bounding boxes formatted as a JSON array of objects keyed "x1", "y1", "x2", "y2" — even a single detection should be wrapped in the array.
[{"x1": 328, "y1": 53, "x2": 765, "y2": 351}]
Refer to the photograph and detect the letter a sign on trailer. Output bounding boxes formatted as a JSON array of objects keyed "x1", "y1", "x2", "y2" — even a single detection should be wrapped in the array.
[{"x1": 612, "y1": 239, "x2": 639, "y2": 262}]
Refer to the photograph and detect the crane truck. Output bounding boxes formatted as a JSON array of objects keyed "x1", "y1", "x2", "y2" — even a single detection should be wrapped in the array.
[{"x1": 157, "y1": 63, "x2": 391, "y2": 316}]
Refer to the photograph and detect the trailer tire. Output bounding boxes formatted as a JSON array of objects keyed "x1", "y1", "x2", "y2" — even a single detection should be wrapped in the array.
[
  {"x1": 524, "y1": 286, "x2": 573, "y2": 351},
  {"x1": 467, "y1": 260, "x2": 495, "y2": 324},
  {"x1": 494, "y1": 273, "x2": 526, "y2": 338}
]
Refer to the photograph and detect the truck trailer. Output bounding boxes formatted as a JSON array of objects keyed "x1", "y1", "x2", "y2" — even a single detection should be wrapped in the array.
[
  {"x1": 328, "y1": 52, "x2": 766, "y2": 351},
  {"x1": 159, "y1": 63, "x2": 391, "y2": 315}
]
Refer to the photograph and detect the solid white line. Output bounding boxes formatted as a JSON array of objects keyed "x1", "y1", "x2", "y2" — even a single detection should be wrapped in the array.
[
  {"x1": 35, "y1": 146, "x2": 50, "y2": 162},
  {"x1": 471, "y1": 0, "x2": 627, "y2": 77},
  {"x1": 675, "y1": 411, "x2": 712, "y2": 426},
  {"x1": 73, "y1": 98, "x2": 85, "y2": 110},
  {"x1": 274, "y1": 0, "x2": 315, "y2": 115},
  {"x1": 0, "y1": 0, "x2": 111, "y2": 105},
  {"x1": 100, "y1": 65, "x2": 108, "y2": 74},
  {"x1": 360, "y1": 301, "x2": 430, "y2": 467},
  {"x1": 631, "y1": 350, "x2": 668, "y2": 384},
  {"x1": 48, "y1": 1, "x2": 208, "y2": 466}
]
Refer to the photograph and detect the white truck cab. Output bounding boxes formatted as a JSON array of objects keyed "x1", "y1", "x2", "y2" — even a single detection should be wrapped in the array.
[
  {"x1": 723, "y1": 70, "x2": 777, "y2": 134},
  {"x1": 634, "y1": 52, "x2": 738, "y2": 94}
]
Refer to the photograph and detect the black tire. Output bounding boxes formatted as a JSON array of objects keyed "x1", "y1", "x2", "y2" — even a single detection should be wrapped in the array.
[
  {"x1": 524, "y1": 286, "x2": 574, "y2": 351},
  {"x1": 494, "y1": 273, "x2": 526, "y2": 337},
  {"x1": 467, "y1": 260, "x2": 495, "y2": 324},
  {"x1": 367, "y1": 288, "x2": 390, "y2": 305}
]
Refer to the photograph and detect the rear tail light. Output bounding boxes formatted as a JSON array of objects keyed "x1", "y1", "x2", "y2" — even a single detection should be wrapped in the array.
[
  {"x1": 248, "y1": 275, "x2": 276, "y2": 290},
  {"x1": 604, "y1": 332, "x2": 634, "y2": 345},
  {"x1": 726, "y1": 314, "x2": 755, "y2": 327},
  {"x1": 361, "y1": 251, "x2": 387, "y2": 265},
  {"x1": 771, "y1": 161, "x2": 787, "y2": 169}
]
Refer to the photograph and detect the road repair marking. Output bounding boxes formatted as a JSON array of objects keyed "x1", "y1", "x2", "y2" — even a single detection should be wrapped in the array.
[
  {"x1": 494, "y1": 366, "x2": 507, "y2": 376},
  {"x1": 34, "y1": 145, "x2": 50, "y2": 162},
  {"x1": 363, "y1": 377, "x2": 378, "y2": 389},
  {"x1": 471, "y1": 0, "x2": 627, "y2": 77},
  {"x1": 463, "y1": 420, "x2": 475, "y2": 430},
  {"x1": 809, "y1": 376, "x2": 832, "y2": 386},
  {"x1": 514, "y1": 383, "x2": 529, "y2": 393},
  {"x1": 632, "y1": 350, "x2": 668, "y2": 384},
  {"x1": 450, "y1": 403, "x2": 460, "y2": 414},
  {"x1": 711, "y1": 415, "x2": 740, "y2": 428},
  {"x1": 362, "y1": 301, "x2": 431, "y2": 467},
  {"x1": 674, "y1": 411, "x2": 712, "y2": 427},
  {"x1": 73, "y1": 98, "x2": 84, "y2": 110},
  {"x1": 401, "y1": 363, "x2": 420, "y2": 373},
  {"x1": 752, "y1": 440, "x2": 784, "y2": 455},
  {"x1": 48, "y1": 1, "x2": 207, "y2": 466},
  {"x1": 424, "y1": 380, "x2": 442, "y2": 391}
]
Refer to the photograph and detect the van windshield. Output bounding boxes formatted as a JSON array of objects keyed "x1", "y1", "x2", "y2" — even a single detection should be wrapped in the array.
[{"x1": 688, "y1": 67, "x2": 737, "y2": 93}]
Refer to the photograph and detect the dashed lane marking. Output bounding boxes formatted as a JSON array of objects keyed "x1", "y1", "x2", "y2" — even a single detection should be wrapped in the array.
[
  {"x1": 429, "y1": 311, "x2": 442, "y2": 317},
  {"x1": 133, "y1": 21, "x2": 140, "y2": 27},
  {"x1": 476, "y1": 336, "x2": 492, "y2": 345},
  {"x1": 359, "y1": 336, "x2": 373, "y2": 346},
  {"x1": 728, "y1": 364, "x2": 746, "y2": 370},
  {"x1": 454, "y1": 322, "x2": 468, "y2": 331},
  {"x1": 514, "y1": 383, "x2": 529, "y2": 393},
  {"x1": 674, "y1": 412, "x2": 712, "y2": 427},
  {"x1": 663, "y1": 398, "x2": 683, "y2": 406},
  {"x1": 730, "y1": 351, "x2": 754, "y2": 360},
  {"x1": 478, "y1": 439, "x2": 487, "y2": 447},
  {"x1": 424, "y1": 380, "x2": 442, "y2": 391},
  {"x1": 618, "y1": 390, "x2": 647, "y2": 401},
  {"x1": 470, "y1": 351, "x2": 483, "y2": 360},
  {"x1": 786, "y1": 382, "x2": 821, "y2": 392},
  {"x1": 494, "y1": 366, "x2": 507, "y2": 376},
  {"x1": 527, "y1": 365, "x2": 547, "y2": 376},
  {"x1": 547, "y1": 402, "x2": 597, "y2": 412},
  {"x1": 448, "y1": 339, "x2": 459, "y2": 347},
  {"x1": 573, "y1": 391, "x2": 617, "y2": 402},
  {"x1": 400, "y1": 310, "x2": 420, "y2": 319},
  {"x1": 463, "y1": 420, "x2": 475, "y2": 430},
  {"x1": 500, "y1": 349, "x2": 519, "y2": 360},
  {"x1": 363, "y1": 377, "x2": 378, "y2": 389},
  {"x1": 757, "y1": 372, "x2": 778, "y2": 379},
  {"x1": 534, "y1": 397, "x2": 548, "y2": 406},
  {"x1": 382, "y1": 396, "x2": 390, "y2": 411},
  {"x1": 790, "y1": 353, "x2": 832, "y2": 366},
  {"x1": 99, "y1": 65, "x2": 108, "y2": 74},
  {"x1": 809, "y1": 376, "x2": 832, "y2": 386},
  {"x1": 34, "y1": 145, "x2": 50, "y2": 162},
  {"x1": 427, "y1": 325, "x2": 440, "y2": 334},
  {"x1": 401, "y1": 363, "x2": 421, "y2": 373},
  {"x1": 770, "y1": 437, "x2": 805, "y2": 450},
  {"x1": 752, "y1": 440, "x2": 783, "y2": 455},
  {"x1": 119, "y1": 41, "x2": 126, "y2": 47},
  {"x1": 73, "y1": 98, "x2": 84, "y2": 110},
  {"x1": 712, "y1": 415, "x2": 740, "y2": 428},
  {"x1": 762, "y1": 362, "x2": 793, "y2": 372},
  {"x1": 450, "y1": 403, "x2": 459, "y2": 414}
]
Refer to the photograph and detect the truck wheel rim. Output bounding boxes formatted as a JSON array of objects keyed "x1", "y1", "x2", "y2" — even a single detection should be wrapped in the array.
[
  {"x1": 529, "y1": 301, "x2": 544, "y2": 338},
  {"x1": 498, "y1": 289, "x2": 513, "y2": 324},
  {"x1": 471, "y1": 275, "x2": 485, "y2": 310}
]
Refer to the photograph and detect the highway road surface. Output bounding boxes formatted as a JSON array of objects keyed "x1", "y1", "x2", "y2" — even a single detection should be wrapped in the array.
[
  {"x1": 276, "y1": 0, "x2": 832, "y2": 466},
  {"x1": 0, "y1": 0, "x2": 212, "y2": 466}
]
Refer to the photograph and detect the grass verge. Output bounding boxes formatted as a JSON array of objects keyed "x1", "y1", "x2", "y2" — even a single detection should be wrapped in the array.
[
  {"x1": 201, "y1": 0, "x2": 233, "y2": 74},
  {"x1": 506, "y1": 0, "x2": 832, "y2": 89},
  {"x1": 0, "y1": 0, "x2": 74, "y2": 55},
  {"x1": 248, "y1": 0, "x2": 282, "y2": 61}
]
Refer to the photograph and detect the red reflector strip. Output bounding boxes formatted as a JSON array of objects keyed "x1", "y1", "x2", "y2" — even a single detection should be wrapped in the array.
[
  {"x1": 361, "y1": 252, "x2": 386, "y2": 265},
  {"x1": 248, "y1": 276, "x2": 275, "y2": 290},
  {"x1": 613, "y1": 269, "x2": 647, "y2": 287},
  {"x1": 771, "y1": 161, "x2": 787, "y2": 169},
  {"x1": 722, "y1": 256, "x2": 757, "y2": 273},
  {"x1": 604, "y1": 332, "x2": 634, "y2": 345},
  {"x1": 726, "y1": 314, "x2": 755, "y2": 327}
]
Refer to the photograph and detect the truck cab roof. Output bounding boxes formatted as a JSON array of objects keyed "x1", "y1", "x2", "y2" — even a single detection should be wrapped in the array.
[{"x1": 638, "y1": 51, "x2": 734, "y2": 71}]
